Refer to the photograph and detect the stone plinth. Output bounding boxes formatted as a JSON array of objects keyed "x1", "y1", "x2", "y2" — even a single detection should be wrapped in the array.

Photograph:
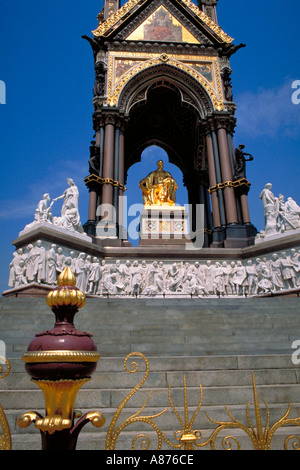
[{"x1": 139, "y1": 206, "x2": 190, "y2": 246}]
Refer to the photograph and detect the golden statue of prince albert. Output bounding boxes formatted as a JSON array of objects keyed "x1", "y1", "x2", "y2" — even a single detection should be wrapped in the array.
[{"x1": 139, "y1": 160, "x2": 178, "y2": 207}]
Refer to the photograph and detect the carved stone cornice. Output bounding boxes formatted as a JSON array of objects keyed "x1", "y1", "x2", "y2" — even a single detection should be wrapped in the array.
[{"x1": 105, "y1": 40, "x2": 217, "y2": 57}]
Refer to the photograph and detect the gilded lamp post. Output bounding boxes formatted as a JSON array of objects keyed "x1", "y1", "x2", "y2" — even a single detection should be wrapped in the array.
[{"x1": 18, "y1": 267, "x2": 104, "y2": 450}]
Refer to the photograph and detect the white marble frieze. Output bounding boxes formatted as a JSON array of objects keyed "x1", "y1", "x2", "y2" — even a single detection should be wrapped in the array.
[{"x1": 7, "y1": 241, "x2": 300, "y2": 298}]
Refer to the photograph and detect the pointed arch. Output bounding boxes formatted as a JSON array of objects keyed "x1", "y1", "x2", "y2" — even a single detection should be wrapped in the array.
[{"x1": 113, "y1": 60, "x2": 221, "y2": 116}]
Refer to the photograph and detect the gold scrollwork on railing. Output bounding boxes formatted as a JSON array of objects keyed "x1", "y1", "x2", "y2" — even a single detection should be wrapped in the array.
[
  {"x1": 0, "y1": 357, "x2": 12, "y2": 451},
  {"x1": 105, "y1": 352, "x2": 169, "y2": 450},
  {"x1": 207, "y1": 372, "x2": 300, "y2": 451},
  {"x1": 105, "y1": 354, "x2": 300, "y2": 451}
]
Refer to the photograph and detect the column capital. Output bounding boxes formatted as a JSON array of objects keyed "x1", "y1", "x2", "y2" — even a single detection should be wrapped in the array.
[
  {"x1": 92, "y1": 110, "x2": 127, "y2": 130},
  {"x1": 215, "y1": 114, "x2": 236, "y2": 133},
  {"x1": 202, "y1": 114, "x2": 236, "y2": 135}
]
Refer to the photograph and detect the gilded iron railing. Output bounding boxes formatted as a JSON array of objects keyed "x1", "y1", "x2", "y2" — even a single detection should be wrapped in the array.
[
  {"x1": 1, "y1": 351, "x2": 300, "y2": 450},
  {"x1": 0, "y1": 357, "x2": 11, "y2": 450},
  {"x1": 105, "y1": 352, "x2": 300, "y2": 451}
]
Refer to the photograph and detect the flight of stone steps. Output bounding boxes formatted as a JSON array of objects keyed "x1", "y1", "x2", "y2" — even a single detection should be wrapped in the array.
[
  {"x1": 0, "y1": 297, "x2": 300, "y2": 450},
  {"x1": 1, "y1": 297, "x2": 300, "y2": 358}
]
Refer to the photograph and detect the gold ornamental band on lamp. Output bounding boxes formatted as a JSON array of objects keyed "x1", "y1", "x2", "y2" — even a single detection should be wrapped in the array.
[{"x1": 18, "y1": 268, "x2": 104, "y2": 450}]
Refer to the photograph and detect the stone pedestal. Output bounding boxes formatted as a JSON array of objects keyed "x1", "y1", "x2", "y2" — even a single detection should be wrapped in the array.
[{"x1": 139, "y1": 206, "x2": 190, "y2": 246}]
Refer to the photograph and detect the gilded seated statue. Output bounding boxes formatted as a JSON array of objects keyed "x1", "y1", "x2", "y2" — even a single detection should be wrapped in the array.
[{"x1": 139, "y1": 160, "x2": 178, "y2": 207}]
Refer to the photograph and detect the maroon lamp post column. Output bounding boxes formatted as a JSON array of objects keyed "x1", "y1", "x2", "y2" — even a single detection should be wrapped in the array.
[{"x1": 17, "y1": 267, "x2": 105, "y2": 450}]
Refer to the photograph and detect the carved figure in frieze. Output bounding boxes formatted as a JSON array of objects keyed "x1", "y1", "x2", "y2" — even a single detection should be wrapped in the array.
[
  {"x1": 290, "y1": 249, "x2": 300, "y2": 286},
  {"x1": 46, "y1": 244, "x2": 57, "y2": 285},
  {"x1": 55, "y1": 247, "x2": 66, "y2": 277},
  {"x1": 88, "y1": 257, "x2": 101, "y2": 295},
  {"x1": 64, "y1": 251, "x2": 76, "y2": 272},
  {"x1": 35, "y1": 240, "x2": 46, "y2": 284},
  {"x1": 8, "y1": 252, "x2": 18, "y2": 288},
  {"x1": 131, "y1": 261, "x2": 144, "y2": 296},
  {"x1": 110, "y1": 260, "x2": 126, "y2": 294},
  {"x1": 147, "y1": 261, "x2": 160, "y2": 287},
  {"x1": 280, "y1": 252, "x2": 297, "y2": 289},
  {"x1": 186, "y1": 272, "x2": 208, "y2": 297},
  {"x1": 245, "y1": 260, "x2": 258, "y2": 296},
  {"x1": 14, "y1": 260, "x2": 27, "y2": 287},
  {"x1": 234, "y1": 261, "x2": 247, "y2": 296},
  {"x1": 75, "y1": 253, "x2": 88, "y2": 293},
  {"x1": 25, "y1": 244, "x2": 40, "y2": 284},
  {"x1": 222, "y1": 261, "x2": 230, "y2": 296},
  {"x1": 97, "y1": 260, "x2": 111, "y2": 296},
  {"x1": 270, "y1": 254, "x2": 284, "y2": 292},
  {"x1": 8, "y1": 248, "x2": 26, "y2": 288},
  {"x1": 228, "y1": 261, "x2": 237, "y2": 295},
  {"x1": 257, "y1": 259, "x2": 273, "y2": 294},
  {"x1": 213, "y1": 262, "x2": 224, "y2": 296},
  {"x1": 158, "y1": 261, "x2": 167, "y2": 290},
  {"x1": 143, "y1": 261, "x2": 165, "y2": 296},
  {"x1": 167, "y1": 263, "x2": 184, "y2": 292},
  {"x1": 203, "y1": 260, "x2": 215, "y2": 294},
  {"x1": 192, "y1": 262, "x2": 205, "y2": 286},
  {"x1": 85, "y1": 255, "x2": 92, "y2": 291},
  {"x1": 123, "y1": 260, "x2": 133, "y2": 295}
]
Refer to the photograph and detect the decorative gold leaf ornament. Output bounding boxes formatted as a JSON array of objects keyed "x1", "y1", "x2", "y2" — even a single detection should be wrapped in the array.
[{"x1": 0, "y1": 357, "x2": 11, "y2": 450}]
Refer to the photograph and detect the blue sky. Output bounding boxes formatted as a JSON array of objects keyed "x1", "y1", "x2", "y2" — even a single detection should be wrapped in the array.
[{"x1": 0, "y1": 0, "x2": 299, "y2": 294}]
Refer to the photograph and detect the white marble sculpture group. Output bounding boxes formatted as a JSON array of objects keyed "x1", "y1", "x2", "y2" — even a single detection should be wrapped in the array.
[
  {"x1": 8, "y1": 242, "x2": 300, "y2": 298},
  {"x1": 22, "y1": 178, "x2": 85, "y2": 235},
  {"x1": 259, "y1": 183, "x2": 300, "y2": 238},
  {"x1": 8, "y1": 179, "x2": 299, "y2": 298}
]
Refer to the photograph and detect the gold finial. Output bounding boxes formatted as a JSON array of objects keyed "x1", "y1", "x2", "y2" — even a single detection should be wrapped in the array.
[
  {"x1": 46, "y1": 267, "x2": 86, "y2": 309},
  {"x1": 58, "y1": 267, "x2": 76, "y2": 287}
]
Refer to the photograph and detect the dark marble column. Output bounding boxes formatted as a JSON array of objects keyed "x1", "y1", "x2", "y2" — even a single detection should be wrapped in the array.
[
  {"x1": 101, "y1": 121, "x2": 115, "y2": 217},
  {"x1": 217, "y1": 126, "x2": 238, "y2": 225},
  {"x1": 206, "y1": 132, "x2": 221, "y2": 229}
]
